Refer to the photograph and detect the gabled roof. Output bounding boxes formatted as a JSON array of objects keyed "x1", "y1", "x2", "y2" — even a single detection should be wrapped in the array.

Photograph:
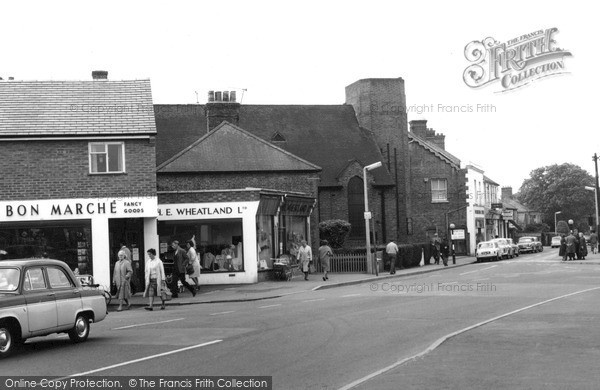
[
  {"x1": 0, "y1": 80, "x2": 156, "y2": 137},
  {"x1": 483, "y1": 175, "x2": 500, "y2": 186},
  {"x1": 157, "y1": 121, "x2": 321, "y2": 173},
  {"x1": 502, "y1": 197, "x2": 537, "y2": 213},
  {"x1": 408, "y1": 132, "x2": 461, "y2": 169},
  {"x1": 154, "y1": 104, "x2": 394, "y2": 186}
]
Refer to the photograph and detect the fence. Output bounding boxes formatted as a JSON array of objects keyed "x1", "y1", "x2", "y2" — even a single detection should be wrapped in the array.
[{"x1": 326, "y1": 252, "x2": 367, "y2": 273}]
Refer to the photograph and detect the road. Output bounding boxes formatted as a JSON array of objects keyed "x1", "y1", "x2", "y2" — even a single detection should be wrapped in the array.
[{"x1": 3, "y1": 248, "x2": 600, "y2": 389}]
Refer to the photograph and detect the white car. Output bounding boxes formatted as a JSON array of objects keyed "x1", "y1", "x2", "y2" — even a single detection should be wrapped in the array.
[
  {"x1": 476, "y1": 241, "x2": 502, "y2": 262},
  {"x1": 551, "y1": 236, "x2": 562, "y2": 248},
  {"x1": 490, "y1": 238, "x2": 513, "y2": 259}
]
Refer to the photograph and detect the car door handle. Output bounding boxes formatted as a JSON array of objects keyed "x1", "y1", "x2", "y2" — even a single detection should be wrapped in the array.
[
  {"x1": 47, "y1": 293, "x2": 56, "y2": 297},
  {"x1": 73, "y1": 290, "x2": 80, "y2": 294}
]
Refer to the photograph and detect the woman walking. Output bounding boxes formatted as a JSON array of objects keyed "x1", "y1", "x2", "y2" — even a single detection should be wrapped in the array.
[
  {"x1": 318, "y1": 240, "x2": 333, "y2": 281},
  {"x1": 143, "y1": 248, "x2": 166, "y2": 311},
  {"x1": 298, "y1": 240, "x2": 312, "y2": 281},
  {"x1": 186, "y1": 240, "x2": 201, "y2": 291},
  {"x1": 113, "y1": 250, "x2": 133, "y2": 311}
]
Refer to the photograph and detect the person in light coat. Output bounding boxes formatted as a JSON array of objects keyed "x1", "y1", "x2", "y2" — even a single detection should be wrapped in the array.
[
  {"x1": 143, "y1": 248, "x2": 166, "y2": 311},
  {"x1": 113, "y1": 250, "x2": 133, "y2": 311},
  {"x1": 298, "y1": 240, "x2": 313, "y2": 281}
]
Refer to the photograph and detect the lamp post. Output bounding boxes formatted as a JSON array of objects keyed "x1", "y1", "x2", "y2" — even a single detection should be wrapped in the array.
[
  {"x1": 585, "y1": 186, "x2": 599, "y2": 234},
  {"x1": 449, "y1": 223, "x2": 456, "y2": 264},
  {"x1": 554, "y1": 211, "x2": 562, "y2": 235},
  {"x1": 568, "y1": 219, "x2": 574, "y2": 233},
  {"x1": 364, "y1": 161, "x2": 382, "y2": 275}
]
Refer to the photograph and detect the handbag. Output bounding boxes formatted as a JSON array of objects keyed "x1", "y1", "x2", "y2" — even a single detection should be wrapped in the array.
[
  {"x1": 161, "y1": 285, "x2": 173, "y2": 301},
  {"x1": 186, "y1": 263, "x2": 194, "y2": 275}
]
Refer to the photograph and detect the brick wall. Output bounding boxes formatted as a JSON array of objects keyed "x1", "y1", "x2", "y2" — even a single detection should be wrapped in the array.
[{"x1": 0, "y1": 139, "x2": 156, "y2": 201}]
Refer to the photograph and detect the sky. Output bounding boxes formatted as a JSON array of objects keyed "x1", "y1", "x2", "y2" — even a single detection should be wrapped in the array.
[{"x1": 2, "y1": 0, "x2": 597, "y2": 192}]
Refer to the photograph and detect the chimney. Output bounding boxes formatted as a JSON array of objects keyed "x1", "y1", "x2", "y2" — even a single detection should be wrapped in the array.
[
  {"x1": 92, "y1": 70, "x2": 108, "y2": 80},
  {"x1": 205, "y1": 90, "x2": 241, "y2": 132},
  {"x1": 409, "y1": 120, "x2": 428, "y2": 139},
  {"x1": 502, "y1": 187, "x2": 513, "y2": 200}
]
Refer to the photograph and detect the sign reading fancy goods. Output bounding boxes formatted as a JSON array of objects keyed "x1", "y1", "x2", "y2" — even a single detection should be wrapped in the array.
[{"x1": 463, "y1": 27, "x2": 572, "y2": 92}]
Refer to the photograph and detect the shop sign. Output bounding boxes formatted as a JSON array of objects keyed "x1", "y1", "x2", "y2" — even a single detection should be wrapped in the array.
[
  {"x1": 158, "y1": 201, "x2": 259, "y2": 220},
  {"x1": 0, "y1": 197, "x2": 158, "y2": 221},
  {"x1": 502, "y1": 210, "x2": 514, "y2": 219},
  {"x1": 451, "y1": 229, "x2": 466, "y2": 240}
]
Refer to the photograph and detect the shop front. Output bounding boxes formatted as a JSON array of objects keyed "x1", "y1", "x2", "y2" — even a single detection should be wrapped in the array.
[{"x1": 0, "y1": 197, "x2": 158, "y2": 287}]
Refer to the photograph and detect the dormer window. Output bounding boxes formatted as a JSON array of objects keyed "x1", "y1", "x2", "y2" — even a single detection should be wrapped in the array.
[
  {"x1": 89, "y1": 142, "x2": 125, "y2": 174},
  {"x1": 271, "y1": 132, "x2": 286, "y2": 142}
]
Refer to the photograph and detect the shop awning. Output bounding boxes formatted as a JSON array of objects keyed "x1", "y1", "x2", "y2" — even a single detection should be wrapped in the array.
[
  {"x1": 508, "y1": 220, "x2": 522, "y2": 231},
  {"x1": 257, "y1": 195, "x2": 282, "y2": 216}
]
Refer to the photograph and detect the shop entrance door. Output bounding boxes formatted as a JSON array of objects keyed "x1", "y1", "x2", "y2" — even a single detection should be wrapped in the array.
[{"x1": 109, "y1": 218, "x2": 145, "y2": 295}]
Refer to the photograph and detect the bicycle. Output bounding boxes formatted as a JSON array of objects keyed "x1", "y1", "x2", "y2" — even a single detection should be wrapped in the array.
[{"x1": 78, "y1": 275, "x2": 112, "y2": 306}]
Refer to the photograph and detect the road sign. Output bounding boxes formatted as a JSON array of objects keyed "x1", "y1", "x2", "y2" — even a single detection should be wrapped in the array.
[
  {"x1": 491, "y1": 203, "x2": 503, "y2": 209},
  {"x1": 451, "y1": 229, "x2": 465, "y2": 240},
  {"x1": 364, "y1": 211, "x2": 372, "y2": 220}
]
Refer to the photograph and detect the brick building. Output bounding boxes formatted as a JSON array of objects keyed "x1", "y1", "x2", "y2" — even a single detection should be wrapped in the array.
[{"x1": 0, "y1": 72, "x2": 158, "y2": 287}]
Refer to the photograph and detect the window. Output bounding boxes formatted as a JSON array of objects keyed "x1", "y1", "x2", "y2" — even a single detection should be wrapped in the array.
[
  {"x1": 89, "y1": 142, "x2": 125, "y2": 173},
  {"x1": 431, "y1": 179, "x2": 448, "y2": 202},
  {"x1": 47, "y1": 267, "x2": 73, "y2": 288},
  {"x1": 24, "y1": 268, "x2": 46, "y2": 291},
  {"x1": 347, "y1": 176, "x2": 365, "y2": 237}
]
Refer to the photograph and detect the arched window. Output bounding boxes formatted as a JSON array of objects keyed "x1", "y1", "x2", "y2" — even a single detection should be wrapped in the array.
[{"x1": 348, "y1": 176, "x2": 365, "y2": 237}]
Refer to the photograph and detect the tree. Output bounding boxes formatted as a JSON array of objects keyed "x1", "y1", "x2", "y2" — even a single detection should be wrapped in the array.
[
  {"x1": 318, "y1": 219, "x2": 352, "y2": 248},
  {"x1": 556, "y1": 220, "x2": 570, "y2": 235},
  {"x1": 517, "y1": 163, "x2": 595, "y2": 231}
]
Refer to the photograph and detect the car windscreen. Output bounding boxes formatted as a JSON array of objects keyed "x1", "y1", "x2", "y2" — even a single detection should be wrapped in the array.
[
  {"x1": 519, "y1": 238, "x2": 533, "y2": 243},
  {"x1": 0, "y1": 267, "x2": 20, "y2": 291}
]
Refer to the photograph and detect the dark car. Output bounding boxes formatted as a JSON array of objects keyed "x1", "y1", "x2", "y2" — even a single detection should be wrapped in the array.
[
  {"x1": 0, "y1": 259, "x2": 107, "y2": 358},
  {"x1": 518, "y1": 236, "x2": 543, "y2": 253}
]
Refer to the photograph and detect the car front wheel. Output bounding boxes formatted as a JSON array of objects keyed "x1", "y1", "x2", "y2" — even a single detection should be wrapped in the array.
[
  {"x1": 0, "y1": 325, "x2": 20, "y2": 359},
  {"x1": 68, "y1": 314, "x2": 90, "y2": 343}
]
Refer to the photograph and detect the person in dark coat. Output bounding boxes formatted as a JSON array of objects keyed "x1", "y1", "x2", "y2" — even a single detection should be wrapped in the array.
[
  {"x1": 578, "y1": 232, "x2": 587, "y2": 260},
  {"x1": 565, "y1": 232, "x2": 577, "y2": 261},
  {"x1": 170, "y1": 240, "x2": 196, "y2": 298},
  {"x1": 559, "y1": 235, "x2": 567, "y2": 260},
  {"x1": 440, "y1": 238, "x2": 450, "y2": 267}
]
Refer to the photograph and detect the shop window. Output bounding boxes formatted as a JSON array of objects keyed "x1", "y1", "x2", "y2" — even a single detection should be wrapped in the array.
[
  {"x1": 431, "y1": 179, "x2": 448, "y2": 202},
  {"x1": 257, "y1": 215, "x2": 274, "y2": 268},
  {"x1": 89, "y1": 142, "x2": 125, "y2": 174},
  {"x1": 0, "y1": 221, "x2": 93, "y2": 275},
  {"x1": 158, "y1": 219, "x2": 244, "y2": 273},
  {"x1": 282, "y1": 215, "x2": 307, "y2": 260},
  {"x1": 348, "y1": 176, "x2": 365, "y2": 237}
]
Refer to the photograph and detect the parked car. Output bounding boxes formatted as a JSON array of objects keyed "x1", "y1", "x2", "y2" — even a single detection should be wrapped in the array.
[
  {"x1": 476, "y1": 241, "x2": 503, "y2": 262},
  {"x1": 490, "y1": 238, "x2": 513, "y2": 259},
  {"x1": 0, "y1": 259, "x2": 107, "y2": 358},
  {"x1": 551, "y1": 236, "x2": 562, "y2": 248},
  {"x1": 518, "y1": 236, "x2": 543, "y2": 253},
  {"x1": 504, "y1": 238, "x2": 520, "y2": 257}
]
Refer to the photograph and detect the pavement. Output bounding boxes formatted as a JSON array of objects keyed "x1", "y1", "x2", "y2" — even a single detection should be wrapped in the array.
[{"x1": 108, "y1": 255, "x2": 477, "y2": 309}]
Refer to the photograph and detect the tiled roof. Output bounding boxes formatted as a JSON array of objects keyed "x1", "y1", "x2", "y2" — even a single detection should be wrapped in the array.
[
  {"x1": 483, "y1": 175, "x2": 501, "y2": 186},
  {"x1": 154, "y1": 104, "x2": 394, "y2": 187},
  {"x1": 408, "y1": 132, "x2": 461, "y2": 168},
  {"x1": 157, "y1": 121, "x2": 321, "y2": 173},
  {"x1": 0, "y1": 80, "x2": 156, "y2": 137}
]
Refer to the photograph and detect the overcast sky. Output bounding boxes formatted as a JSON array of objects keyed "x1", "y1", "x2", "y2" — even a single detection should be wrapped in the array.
[{"x1": 2, "y1": 1, "x2": 597, "y2": 192}]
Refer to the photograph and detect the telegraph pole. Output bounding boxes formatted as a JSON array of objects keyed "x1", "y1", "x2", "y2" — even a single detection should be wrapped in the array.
[{"x1": 594, "y1": 153, "x2": 600, "y2": 234}]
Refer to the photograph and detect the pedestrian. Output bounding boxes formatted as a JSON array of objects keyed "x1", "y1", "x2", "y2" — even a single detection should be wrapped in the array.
[
  {"x1": 170, "y1": 240, "x2": 196, "y2": 298},
  {"x1": 565, "y1": 232, "x2": 577, "y2": 261},
  {"x1": 298, "y1": 240, "x2": 312, "y2": 281},
  {"x1": 589, "y1": 230, "x2": 598, "y2": 255},
  {"x1": 119, "y1": 241, "x2": 132, "y2": 263},
  {"x1": 578, "y1": 232, "x2": 587, "y2": 260},
  {"x1": 441, "y1": 238, "x2": 450, "y2": 267},
  {"x1": 559, "y1": 234, "x2": 567, "y2": 261},
  {"x1": 113, "y1": 250, "x2": 133, "y2": 311},
  {"x1": 318, "y1": 240, "x2": 333, "y2": 281},
  {"x1": 431, "y1": 234, "x2": 441, "y2": 265},
  {"x1": 143, "y1": 248, "x2": 166, "y2": 311},
  {"x1": 186, "y1": 239, "x2": 201, "y2": 291},
  {"x1": 386, "y1": 239, "x2": 399, "y2": 274}
]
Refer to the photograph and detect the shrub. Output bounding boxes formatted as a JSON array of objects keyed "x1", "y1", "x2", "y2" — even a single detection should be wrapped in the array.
[{"x1": 319, "y1": 219, "x2": 352, "y2": 249}]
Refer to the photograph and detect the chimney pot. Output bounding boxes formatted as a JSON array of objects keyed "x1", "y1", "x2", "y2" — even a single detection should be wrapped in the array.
[
  {"x1": 230, "y1": 91, "x2": 237, "y2": 102},
  {"x1": 92, "y1": 70, "x2": 108, "y2": 80},
  {"x1": 208, "y1": 91, "x2": 215, "y2": 102},
  {"x1": 215, "y1": 91, "x2": 222, "y2": 101},
  {"x1": 223, "y1": 91, "x2": 230, "y2": 102}
]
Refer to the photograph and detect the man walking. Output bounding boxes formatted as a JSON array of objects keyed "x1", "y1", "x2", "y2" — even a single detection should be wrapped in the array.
[
  {"x1": 170, "y1": 240, "x2": 196, "y2": 298},
  {"x1": 386, "y1": 239, "x2": 399, "y2": 274},
  {"x1": 589, "y1": 230, "x2": 598, "y2": 255}
]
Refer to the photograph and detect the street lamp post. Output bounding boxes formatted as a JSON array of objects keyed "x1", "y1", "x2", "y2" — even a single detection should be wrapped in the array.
[
  {"x1": 585, "y1": 186, "x2": 599, "y2": 234},
  {"x1": 449, "y1": 223, "x2": 456, "y2": 264},
  {"x1": 554, "y1": 211, "x2": 562, "y2": 235},
  {"x1": 364, "y1": 161, "x2": 382, "y2": 275},
  {"x1": 568, "y1": 219, "x2": 574, "y2": 233}
]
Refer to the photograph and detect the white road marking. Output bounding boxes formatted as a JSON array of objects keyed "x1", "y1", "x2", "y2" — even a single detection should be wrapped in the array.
[
  {"x1": 209, "y1": 311, "x2": 235, "y2": 316},
  {"x1": 460, "y1": 265, "x2": 497, "y2": 275},
  {"x1": 341, "y1": 294, "x2": 362, "y2": 298},
  {"x1": 113, "y1": 318, "x2": 185, "y2": 330},
  {"x1": 62, "y1": 340, "x2": 223, "y2": 377},
  {"x1": 338, "y1": 286, "x2": 600, "y2": 390},
  {"x1": 302, "y1": 298, "x2": 325, "y2": 303},
  {"x1": 258, "y1": 304, "x2": 282, "y2": 309}
]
